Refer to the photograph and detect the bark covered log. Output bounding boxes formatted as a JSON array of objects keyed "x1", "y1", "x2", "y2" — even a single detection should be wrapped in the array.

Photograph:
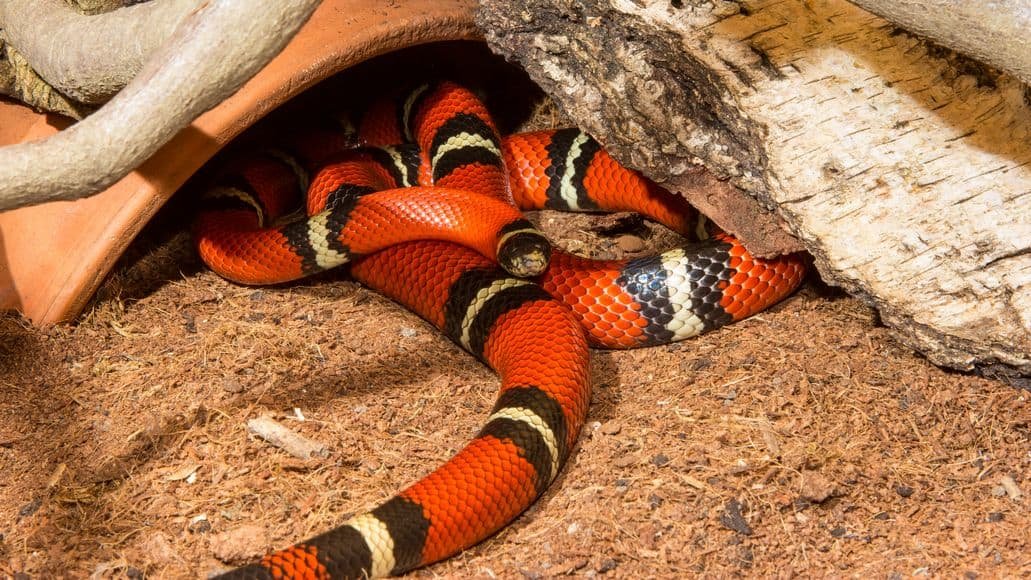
[
  {"x1": 849, "y1": 0, "x2": 1031, "y2": 86},
  {"x1": 477, "y1": 0, "x2": 1031, "y2": 378}
]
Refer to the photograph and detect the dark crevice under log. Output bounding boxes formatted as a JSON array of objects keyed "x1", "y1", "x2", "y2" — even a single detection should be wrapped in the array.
[{"x1": 477, "y1": 0, "x2": 1031, "y2": 379}]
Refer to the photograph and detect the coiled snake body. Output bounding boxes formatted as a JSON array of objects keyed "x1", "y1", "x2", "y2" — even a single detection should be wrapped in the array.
[{"x1": 195, "y1": 82, "x2": 806, "y2": 578}]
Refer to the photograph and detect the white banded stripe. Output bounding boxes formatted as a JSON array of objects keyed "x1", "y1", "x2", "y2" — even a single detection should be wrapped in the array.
[
  {"x1": 658, "y1": 248, "x2": 707, "y2": 340},
  {"x1": 204, "y1": 186, "x2": 265, "y2": 224},
  {"x1": 459, "y1": 278, "x2": 534, "y2": 351},
  {"x1": 487, "y1": 406, "x2": 561, "y2": 481},
  {"x1": 345, "y1": 513, "x2": 395, "y2": 578},
  {"x1": 694, "y1": 215, "x2": 711, "y2": 241},
  {"x1": 263, "y1": 147, "x2": 310, "y2": 194},
  {"x1": 402, "y1": 84, "x2": 431, "y2": 142},
  {"x1": 430, "y1": 131, "x2": 503, "y2": 170},
  {"x1": 333, "y1": 110, "x2": 358, "y2": 140},
  {"x1": 307, "y1": 212, "x2": 350, "y2": 269},
  {"x1": 495, "y1": 226, "x2": 541, "y2": 251},
  {"x1": 381, "y1": 145, "x2": 416, "y2": 186},
  {"x1": 557, "y1": 131, "x2": 593, "y2": 210}
]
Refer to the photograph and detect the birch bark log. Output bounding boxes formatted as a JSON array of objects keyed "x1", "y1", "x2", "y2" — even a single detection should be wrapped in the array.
[{"x1": 477, "y1": 0, "x2": 1031, "y2": 378}]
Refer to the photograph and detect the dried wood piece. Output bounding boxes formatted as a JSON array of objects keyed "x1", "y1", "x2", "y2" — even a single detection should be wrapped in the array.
[
  {"x1": 848, "y1": 0, "x2": 1031, "y2": 86},
  {"x1": 478, "y1": 0, "x2": 1031, "y2": 377},
  {"x1": 0, "y1": 0, "x2": 198, "y2": 106},
  {"x1": 0, "y1": 0, "x2": 320, "y2": 211},
  {"x1": 246, "y1": 416, "x2": 329, "y2": 460}
]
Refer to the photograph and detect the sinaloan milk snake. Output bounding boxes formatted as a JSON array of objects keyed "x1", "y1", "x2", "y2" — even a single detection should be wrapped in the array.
[{"x1": 194, "y1": 81, "x2": 807, "y2": 578}]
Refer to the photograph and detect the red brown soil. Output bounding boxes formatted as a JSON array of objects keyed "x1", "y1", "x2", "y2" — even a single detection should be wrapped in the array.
[{"x1": 1, "y1": 43, "x2": 1028, "y2": 579}]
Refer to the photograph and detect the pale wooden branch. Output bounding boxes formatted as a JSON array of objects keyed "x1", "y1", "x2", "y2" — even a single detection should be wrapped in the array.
[
  {"x1": 0, "y1": 0, "x2": 200, "y2": 105},
  {"x1": 0, "y1": 0, "x2": 321, "y2": 212},
  {"x1": 247, "y1": 416, "x2": 329, "y2": 460}
]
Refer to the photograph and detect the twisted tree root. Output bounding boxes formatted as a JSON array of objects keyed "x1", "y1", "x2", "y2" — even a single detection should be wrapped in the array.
[{"x1": 0, "y1": 0, "x2": 322, "y2": 212}]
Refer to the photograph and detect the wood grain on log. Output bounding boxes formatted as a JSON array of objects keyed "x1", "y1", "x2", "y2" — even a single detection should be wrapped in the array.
[
  {"x1": 477, "y1": 0, "x2": 1030, "y2": 377},
  {"x1": 848, "y1": 0, "x2": 1031, "y2": 86}
]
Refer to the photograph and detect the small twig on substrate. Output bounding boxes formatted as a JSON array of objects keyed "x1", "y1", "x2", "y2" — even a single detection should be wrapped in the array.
[{"x1": 247, "y1": 415, "x2": 329, "y2": 460}]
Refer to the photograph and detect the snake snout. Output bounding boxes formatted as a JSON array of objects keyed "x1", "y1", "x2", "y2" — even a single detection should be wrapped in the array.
[{"x1": 498, "y1": 231, "x2": 552, "y2": 278}]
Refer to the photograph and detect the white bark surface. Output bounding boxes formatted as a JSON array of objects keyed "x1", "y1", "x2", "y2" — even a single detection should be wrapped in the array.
[
  {"x1": 848, "y1": 0, "x2": 1031, "y2": 86},
  {"x1": 478, "y1": 0, "x2": 1031, "y2": 376}
]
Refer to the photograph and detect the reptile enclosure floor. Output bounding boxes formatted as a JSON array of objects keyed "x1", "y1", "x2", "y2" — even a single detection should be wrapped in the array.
[{"x1": 0, "y1": 33, "x2": 1028, "y2": 580}]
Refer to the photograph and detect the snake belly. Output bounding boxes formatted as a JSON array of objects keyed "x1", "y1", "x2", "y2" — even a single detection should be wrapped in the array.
[{"x1": 195, "y1": 81, "x2": 806, "y2": 579}]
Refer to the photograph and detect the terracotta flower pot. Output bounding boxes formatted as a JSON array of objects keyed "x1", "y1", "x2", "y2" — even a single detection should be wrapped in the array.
[{"x1": 0, "y1": 0, "x2": 480, "y2": 325}]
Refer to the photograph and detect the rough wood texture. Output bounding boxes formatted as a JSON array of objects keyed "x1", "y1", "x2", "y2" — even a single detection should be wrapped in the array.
[
  {"x1": 477, "y1": 0, "x2": 1031, "y2": 377},
  {"x1": 849, "y1": 0, "x2": 1031, "y2": 86},
  {"x1": 0, "y1": 0, "x2": 321, "y2": 212},
  {"x1": 0, "y1": 0, "x2": 197, "y2": 106}
]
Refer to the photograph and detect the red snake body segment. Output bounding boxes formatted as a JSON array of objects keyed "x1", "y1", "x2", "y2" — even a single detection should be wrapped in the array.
[{"x1": 195, "y1": 82, "x2": 806, "y2": 578}]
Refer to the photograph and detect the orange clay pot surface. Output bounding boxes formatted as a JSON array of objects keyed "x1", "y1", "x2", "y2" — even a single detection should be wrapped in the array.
[{"x1": 0, "y1": 0, "x2": 479, "y2": 325}]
